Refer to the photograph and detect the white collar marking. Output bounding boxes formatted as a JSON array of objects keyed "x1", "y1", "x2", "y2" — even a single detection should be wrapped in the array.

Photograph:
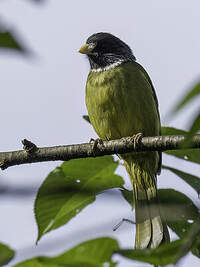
[{"x1": 91, "y1": 59, "x2": 125, "y2": 73}]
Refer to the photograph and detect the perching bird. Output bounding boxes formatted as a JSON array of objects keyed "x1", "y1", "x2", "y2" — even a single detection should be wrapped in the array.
[{"x1": 79, "y1": 32, "x2": 169, "y2": 248}]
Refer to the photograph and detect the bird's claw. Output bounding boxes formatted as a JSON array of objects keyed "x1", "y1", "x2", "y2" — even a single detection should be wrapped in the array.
[{"x1": 130, "y1": 133, "x2": 143, "y2": 150}]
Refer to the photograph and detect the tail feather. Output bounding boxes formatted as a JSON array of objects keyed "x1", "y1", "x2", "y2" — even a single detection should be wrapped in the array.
[
  {"x1": 134, "y1": 184, "x2": 152, "y2": 248},
  {"x1": 147, "y1": 187, "x2": 164, "y2": 248},
  {"x1": 151, "y1": 215, "x2": 164, "y2": 248},
  {"x1": 123, "y1": 155, "x2": 169, "y2": 249}
]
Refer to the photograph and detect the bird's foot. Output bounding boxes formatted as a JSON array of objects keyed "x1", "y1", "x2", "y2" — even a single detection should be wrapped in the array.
[
  {"x1": 89, "y1": 138, "x2": 104, "y2": 155},
  {"x1": 130, "y1": 133, "x2": 143, "y2": 150},
  {"x1": 113, "y1": 218, "x2": 135, "y2": 231}
]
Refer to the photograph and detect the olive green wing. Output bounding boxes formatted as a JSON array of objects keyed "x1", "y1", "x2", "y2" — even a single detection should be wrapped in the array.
[{"x1": 134, "y1": 61, "x2": 162, "y2": 175}]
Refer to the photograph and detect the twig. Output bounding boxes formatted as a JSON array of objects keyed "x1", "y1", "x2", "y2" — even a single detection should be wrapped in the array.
[
  {"x1": 22, "y1": 139, "x2": 38, "y2": 154},
  {"x1": 0, "y1": 135, "x2": 199, "y2": 170}
]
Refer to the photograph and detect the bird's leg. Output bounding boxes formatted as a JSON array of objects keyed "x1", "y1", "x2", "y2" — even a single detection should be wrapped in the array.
[
  {"x1": 89, "y1": 138, "x2": 104, "y2": 155},
  {"x1": 113, "y1": 218, "x2": 135, "y2": 231}
]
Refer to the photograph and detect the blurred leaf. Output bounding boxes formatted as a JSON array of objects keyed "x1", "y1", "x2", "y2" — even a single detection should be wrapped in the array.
[
  {"x1": 119, "y1": 188, "x2": 200, "y2": 264},
  {"x1": 158, "y1": 189, "x2": 200, "y2": 258},
  {"x1": 14, "y1": 237, "x2": 118, "y2": 267},
  {"x1": 117, "y1": 222, "x2": 200, "y2": 266},
  {"x1": 164, "y1": 149, "x2": 200, "y2": 164},
  {"x1": 162, "y1": 127, "x2": 200, "y2": 164},
  {"x1": 189, "y1": 112, "x2": 200, "y2": 134},
  {"x1": 158, "y1": 189, "x2": 199, "y2": 226},
  {"x1": 0, "y1": 31, "x2": 25, "y2": 52},
  {"x1": 35, "y1": 156, "x2": 123, "y2": 242},
  {"x1": 174, "y1": 221, "x2": 200, "y2": 261},
  {"x1": 0, "y1": 243, "x2": 15, "y2": 266},
  {"x1": 172, "y1": 82, "x2": 200, "y2": 114},
  {"x1": 82, "y1": 115, "x2": 91, "y2": 124},
  {"x1": 162, "y1": 165, "x2": 200, "y2": 196},
  {"x1": 161, "y1": 126, "x2": 187, "y2": 136},
  {"x1": 116, "y1": 240, "x2": 183, "y2": 266},
  {"x1": 192, "y1": 229, "x2": 200, "y2": 258},
  {"x1": 121, "y1": 188, "x2": 199, "y2": 236},
  {"x1": 181, "y1": 112, "x2": 200, "y2": 148}
]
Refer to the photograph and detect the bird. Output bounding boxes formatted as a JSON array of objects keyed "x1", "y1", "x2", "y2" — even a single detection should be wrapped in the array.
[{"x1": 79, "y1": 32, "x2": 169, "y2": 249}]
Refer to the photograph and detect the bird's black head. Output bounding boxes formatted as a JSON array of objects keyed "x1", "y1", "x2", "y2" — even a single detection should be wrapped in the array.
[{"x1": 79, "y1": 32, "x2": 136, "y2": 70}]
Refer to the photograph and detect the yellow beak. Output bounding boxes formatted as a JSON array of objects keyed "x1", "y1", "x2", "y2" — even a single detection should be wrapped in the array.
[{"x1": 78, "y1": 44, "x2": 89, "y2": 54}]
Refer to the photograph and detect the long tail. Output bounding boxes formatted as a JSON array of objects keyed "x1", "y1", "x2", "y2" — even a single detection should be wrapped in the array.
[{"x1": 123, "y1": 155, "x2": 169, "y2": 249}]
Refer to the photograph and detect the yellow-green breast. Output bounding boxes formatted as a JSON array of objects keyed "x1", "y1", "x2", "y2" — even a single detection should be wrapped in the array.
[{"x1": 86, "y1": 61, "x2": 160, "y2": 141}]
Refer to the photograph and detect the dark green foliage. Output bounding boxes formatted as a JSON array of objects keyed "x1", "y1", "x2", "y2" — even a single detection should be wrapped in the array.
[
  {"x1": 0, "y1": 30, "x2": 25, "y2": 52},
  {"x1": 32, "y1": 148, "x2": 200, "y2": 265},
  {"x1": 116, "y1": 240, "x2": 183, "y2": 266},
  {"x1": 163, "y1": 165, "x2": 200, "y2": 195},
  {"x1": 188, "y1": 112, "x2": 200, "y2": 135},
  {"x1": 34, "y1": 156, "x2": 124, "y2": 242},
  {"x1": 0, "y1": 243, "x2": 15, "y2": 266},
  {"x1": 116, "y1": 221, "x2": 200, "y2": 266},
  {"x1": 13, "y1": 237, "x2": 119, "y2": 267},
  {"x1": 169, "y1": 81, "x2": 200, "y2": 146},
  {"x1": 172, "y1": 82, "x2": 200, "y2": 114},
  {"x1": 162, "y1": 127, "x2": 200, "y2": 164}
]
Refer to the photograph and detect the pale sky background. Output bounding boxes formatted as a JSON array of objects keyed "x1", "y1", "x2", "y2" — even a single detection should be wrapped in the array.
[{"x1": 0, "y1": 0, "x2": 200, "y2": 266}]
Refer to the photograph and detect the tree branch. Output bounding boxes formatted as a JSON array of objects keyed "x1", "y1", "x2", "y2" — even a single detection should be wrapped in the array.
[{"x1": 0, "y1": 135, "x2": 199, "y2": 170}]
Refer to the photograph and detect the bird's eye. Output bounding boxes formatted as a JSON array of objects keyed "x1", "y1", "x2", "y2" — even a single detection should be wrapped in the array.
[{"x1": 88, "y1": 42, "x2": 96, "y2": 52}]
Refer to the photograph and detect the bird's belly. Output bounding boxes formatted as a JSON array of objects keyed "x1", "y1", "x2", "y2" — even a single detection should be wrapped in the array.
[
  {"x1": 86, "y1": 81, "x2": 144, "y2": 140},
  {"x1": 90, "y1": 101, "x2": 139, "y2": 140},
  {"x1": 86, "y1": 66, "x2": 160, "y2": 141}
]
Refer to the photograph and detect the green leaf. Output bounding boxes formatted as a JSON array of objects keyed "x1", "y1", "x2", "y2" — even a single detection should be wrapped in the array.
[
  {"x1": 35, "y1": 156, "x2": 123, "y2": 242},
  {"x1": 121, "y1": 188, "x2": 199, "y2": 236},
  {"x1": 161, "y1": 127, "x2": 200, "y2": 164},
  {"x1": 116, "y1": 239, "x2": 183, "y2": 266},
  {"x1": 158, "y1": 189, "x2": 200, "y2": 258},
  {"x1": 161, "y1": 126, "x2": 187, "y2": 136},
  {"x1": 175, "y1": 221, "x2": 200, "y2": 261},
  {"x1": 0, "y1": 243, "x2": 15, "y2": 266},
  {"x1": 162, "y1": 165, "x2": 200, "y2": 195},
  {"x1": 0, "y1": 31, "x2": 25, "y2": 52},
  {"x1": 172, "y1": 82, "x2": 200, "y2": 114},
  {"x1": 164, "y1": 149, "x2": 200, "y2": 164},
  {"x1": 161, "y1": 125, "x2": 200, "y2": 136},
  {"x1": 180, "y1": 112, "x2": 200, "y2": 148},
  {"x1": 52, "y1": 237, "x2": 118, "y2": 267},
  {"x1": 192, "y1": 231, "x2": 200, "y2": 258},
  {"x1": 120, "y1": 188, "x2": 133, "y2": 207},
  {"x1": 158, "y1": 189, "x2": 199, "y2": 228},
  {"x1": 13, "y1": 237, "x2": 118, "y2": 267},
  {"x1": 116, "y1": 221, "x2": 200, "y2": 266},
  {"x1": 116, "y1": 190, "x2": 200, "y2": 266},
  {"x1": 121, "y1": 187, "x2": 200, "y2": 260},
  {"x1": 189, "y1": 112, "x2": 200, "y2": 134},
  {"x1": 120, "y1": 183, "x2": 200, "y2": 261}
]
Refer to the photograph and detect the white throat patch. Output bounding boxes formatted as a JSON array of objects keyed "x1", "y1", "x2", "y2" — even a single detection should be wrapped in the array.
[{"x1": 91, "y1": 59, "x2": 125, "y2": 72}]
